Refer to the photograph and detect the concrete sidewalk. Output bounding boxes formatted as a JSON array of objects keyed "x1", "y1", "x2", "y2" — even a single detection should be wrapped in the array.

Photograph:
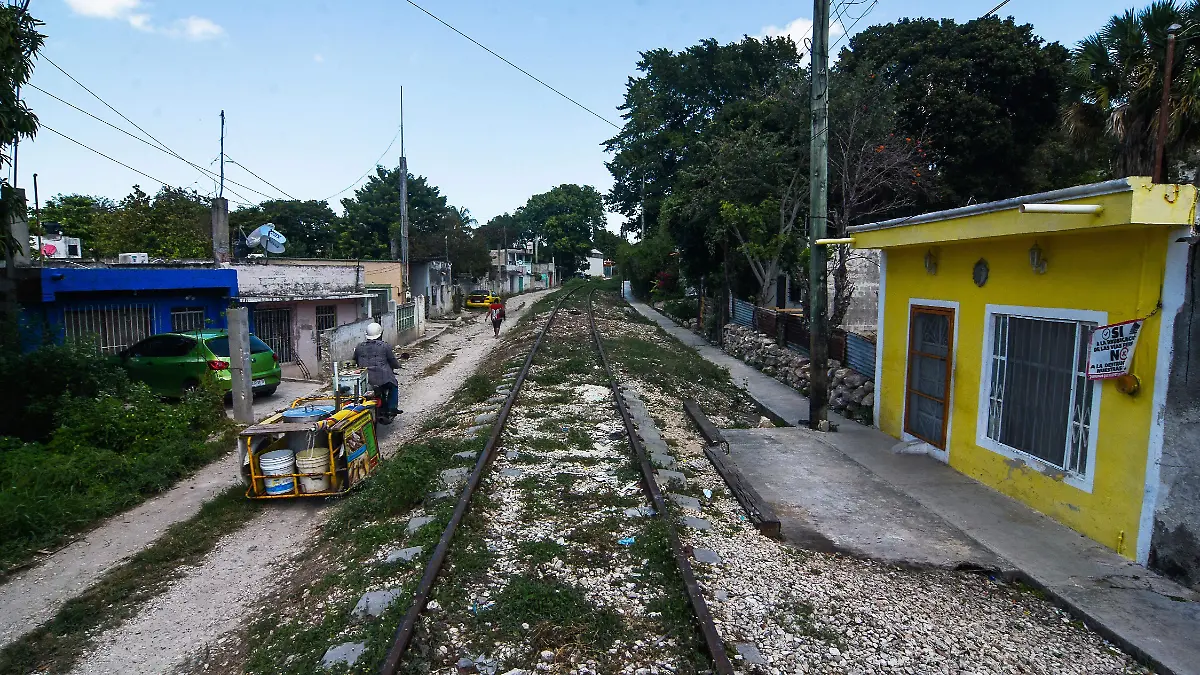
[{"x1": 625, "y1": 286, "x2": 1200, "y2": 675}]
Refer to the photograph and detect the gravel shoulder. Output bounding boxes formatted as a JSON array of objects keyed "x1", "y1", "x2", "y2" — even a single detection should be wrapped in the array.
[{"x1": 67, "y1": 290, "x2": 552, "y2": 675}]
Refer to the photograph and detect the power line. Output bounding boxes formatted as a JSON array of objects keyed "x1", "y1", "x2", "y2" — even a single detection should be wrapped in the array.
[
  {"x1": 983, "y1": 0, "x2": 1013, "y2": 17},
  {"x1": 318, "y1": 118, "x2": 404, "y2": 202},
  {"x1": 40, "y1": 124, "x2": 173, "y2": 188},
  {"x1": 225, "y1": 156, "x2": 297, "y2": 200},
  {"x1": 26, "y1": 83, "x2": 262, "y2": 204},
  {"x1": 830, "y1": 0, "x2": 881, "y2": 52},
  {"x1": 404, "y1": 0, "x2": 619, "y2": 130}
]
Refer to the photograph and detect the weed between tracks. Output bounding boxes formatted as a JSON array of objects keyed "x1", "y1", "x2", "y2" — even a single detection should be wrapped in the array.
[{"x1": 403, "y1": 286, "x2": 710, "y2": 674}]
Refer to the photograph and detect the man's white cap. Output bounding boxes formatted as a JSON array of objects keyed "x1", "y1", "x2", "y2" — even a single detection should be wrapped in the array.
[{"x1": 366, "y1": 322, "x2": 384, "y2": 340}]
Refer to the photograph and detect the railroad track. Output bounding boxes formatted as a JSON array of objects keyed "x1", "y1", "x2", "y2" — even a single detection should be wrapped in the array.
[{"x1": 378, "y1": 283, "x2": 734, "y2": 674}]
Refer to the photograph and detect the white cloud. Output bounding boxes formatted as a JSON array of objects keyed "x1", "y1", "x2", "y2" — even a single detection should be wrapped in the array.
[
  {"x1": 761, "y1": 16, "x2": 846, "y2": 65},
  {"x1": 63, "y1": 0, "x2": 224, "y2": 41},
  {"x1": 170, "y1": 16, "x2": 224, "y2": 41},
  {"x1": 313, "y1": 53, "x2": 325, "y2": 63}
]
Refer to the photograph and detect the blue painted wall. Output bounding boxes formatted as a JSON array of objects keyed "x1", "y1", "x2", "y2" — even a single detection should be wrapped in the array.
[{"x1": 20, "y1": 267, "x2": 238, "y2": 349}]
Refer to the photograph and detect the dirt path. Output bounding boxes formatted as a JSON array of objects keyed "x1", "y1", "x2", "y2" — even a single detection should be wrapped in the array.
[
  {"x1": 68, "y1": 290, "x2": 552, "y2": 675},
  {"x1": 0, "y1": 380, "x2": 323, "y2": 650}
]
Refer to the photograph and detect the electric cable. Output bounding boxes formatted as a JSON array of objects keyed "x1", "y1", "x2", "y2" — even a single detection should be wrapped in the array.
[
  {"x1": 224, "y1": 156, "x2": 297, "y2": 200},
  {"x1": 318, "y1": 118, "x2": 403, "y2": 202},
  {"x1": 404, "y1": 0, "x2": 619, "y2": 130},
  {"x1": 40, "y1": 123, "x2": 173, "y2": 188},
  {"x1": 26, "y1": 83, "x2": 265, "y2": 204}
]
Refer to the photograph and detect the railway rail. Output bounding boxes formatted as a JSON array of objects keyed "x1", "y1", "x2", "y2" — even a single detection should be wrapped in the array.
[{"x1": 378, "y1": 283, "x2": 734, "y2": 674}]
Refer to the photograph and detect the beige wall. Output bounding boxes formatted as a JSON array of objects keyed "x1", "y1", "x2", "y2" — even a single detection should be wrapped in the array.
[{"x1": 266, "y1": 258, "x2": 406, "y2": 301}]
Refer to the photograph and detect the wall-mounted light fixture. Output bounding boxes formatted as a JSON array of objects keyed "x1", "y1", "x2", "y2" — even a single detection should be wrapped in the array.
[
  {"x1": 924, "y1": 248, "x2": 938, "y2": 275},
  {"x1": 1029, "y1": 242, "x2": 1048, "y2": 274}
]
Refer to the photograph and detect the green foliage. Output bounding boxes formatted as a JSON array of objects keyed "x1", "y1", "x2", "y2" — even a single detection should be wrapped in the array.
[
  {"x1": 515, "y1": 184, "x2": 606, "y2": 275},
  {"x1": 662, "y1": 297, "x2": 699, "y2": 323},
  {"x1": 48, "y1": 186, "x2": 212, "y2": 259},
  {"x1": 1065, "y1": 0, "x2": 1200, "y2": 178},
  {"x1": 0, "y1": 338, "x2": 229, "y2": 573},
  {"x1": 0, "y1": 4, "x2": 43, "y2": 258},
  {"x1": 616, "y1": 228, "x2": 676, "y2": 301},
  {"x1": 840, "y1": 16, "x2": 1080, "y2": 207}
]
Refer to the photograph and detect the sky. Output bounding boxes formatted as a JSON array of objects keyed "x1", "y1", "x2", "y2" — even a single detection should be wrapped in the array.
[{"x1": 19, "y1": 0, "x2": 1139, "y2": 231}]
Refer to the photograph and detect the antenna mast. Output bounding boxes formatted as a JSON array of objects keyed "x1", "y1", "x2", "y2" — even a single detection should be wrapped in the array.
[
  {"x1": 219, "y1": 110, "x2": 226, "y2": 198},
  {"x1": 398, "y1": 88, "x2": 410, "y2": 297}
]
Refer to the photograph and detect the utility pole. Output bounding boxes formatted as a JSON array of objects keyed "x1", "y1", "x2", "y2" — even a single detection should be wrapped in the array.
[
  {"x1": 640, "y1": 173, "x2": 646, "y2": 240},
  {"x1": 32, "y1": 173, "x2": 38, "y2": 226},
  {"x1": 807, "y1": 0, "x2": 832, "y2": 431},
  {"x1": 398, "y1": 88, "x2": 410, "y2": 297},
  {"x1": 219, "y1": 110, "x2": 225, "y2": 198},
  {"x1": 227, "y1": 307, "x2": 254, "y2": 423},
  {"x1": 1153, "y1": 23, "x2": 1183, "y2": 184}
]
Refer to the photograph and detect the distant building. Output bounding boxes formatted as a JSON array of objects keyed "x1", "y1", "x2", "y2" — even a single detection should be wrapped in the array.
[{"x1": 411, "y1": 259, "x2": 452, "y2": 318}]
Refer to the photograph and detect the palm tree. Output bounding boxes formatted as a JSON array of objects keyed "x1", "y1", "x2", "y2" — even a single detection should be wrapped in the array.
[{"x1": 1066, "y1": 0, "x2": 1200, "y2": 178}]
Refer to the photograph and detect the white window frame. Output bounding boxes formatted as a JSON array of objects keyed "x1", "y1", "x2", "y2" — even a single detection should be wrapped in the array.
[
  {"x1": 975, "y1": 304, "x2": 1105, "y2": 494},
  {"x1": 900, "y1": 298, "x2": 959, "y2": 464}
]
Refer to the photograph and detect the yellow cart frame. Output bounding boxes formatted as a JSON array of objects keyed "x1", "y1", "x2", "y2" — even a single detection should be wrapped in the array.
[{"x1": 240, "y1": 397, "x2": 382, "y2": 499}]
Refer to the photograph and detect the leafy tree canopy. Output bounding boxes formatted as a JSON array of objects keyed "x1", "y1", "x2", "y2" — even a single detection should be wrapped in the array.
[
  {"x1": 230, "y1": 199, "x2": 339, "y2": 258},
  {"x1": 514, "y1": 184, "x2": 606, "y2": 274}
]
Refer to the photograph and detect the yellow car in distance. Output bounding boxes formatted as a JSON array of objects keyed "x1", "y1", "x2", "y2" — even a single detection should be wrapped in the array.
[{"x1": 465, "y1": 289, "x2": 500, "y2": 309}]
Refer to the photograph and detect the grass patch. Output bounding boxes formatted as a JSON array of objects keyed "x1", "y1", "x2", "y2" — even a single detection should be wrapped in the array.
[
  {"x1": 461, "y1": 373, "x2": 496, "y2": 404},
  {"x1": 629, "y1": 517, "x2": 710, "y2": 671},
  {"x1": 0, "y1": 484, "x2": 260, "y2": 675},
  {"x1": 420, "y1": 353, "x2": 456, "y2": 377},
  {"x1": 482, "y1": 575, "x2": 625, "y2": 662}
]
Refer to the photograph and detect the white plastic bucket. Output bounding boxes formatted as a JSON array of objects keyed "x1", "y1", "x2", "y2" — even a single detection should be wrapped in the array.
[
  {"x1": 259, "y1": 449, "x2": 296, "y2": 495},
  {"x1": 295, "y1": 448, "x2": 330, "y2": 494}
]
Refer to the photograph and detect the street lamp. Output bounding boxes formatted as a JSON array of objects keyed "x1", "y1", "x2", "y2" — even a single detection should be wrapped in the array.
[{"x1": 1153, "y1": 22, "x2": 1184, "y2": 183}]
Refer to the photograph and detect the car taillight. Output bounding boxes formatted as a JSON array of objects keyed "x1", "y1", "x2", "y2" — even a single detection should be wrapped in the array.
[
  {"x1": 207, "y1": 360, "x2": 229, "y2": 371},
  {"x1": 272, "y1": 352, "x2": 278, "y2": 363}
]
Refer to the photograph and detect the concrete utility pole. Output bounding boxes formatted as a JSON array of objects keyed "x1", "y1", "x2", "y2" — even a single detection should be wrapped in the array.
[
  {"x1": 807, "y1": 0, "x2": 832, "y2": 431},
  {"x1": 228, "y1": 307, "x2": 254, "y2": 424},
  {"x1": 211, "y1": 197, "x2": 230, "y2": 263},
  {"x1": 1153, "y1": 23, "x2": 1183, "y2": 184},
  {"x1": 398, "y1": 88, "x2": 411, "y2": 298}
]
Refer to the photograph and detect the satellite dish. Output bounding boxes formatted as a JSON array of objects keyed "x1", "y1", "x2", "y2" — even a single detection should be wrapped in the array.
[{"x1": 246, "y1": 223, "x2": 287, "y2": 254}]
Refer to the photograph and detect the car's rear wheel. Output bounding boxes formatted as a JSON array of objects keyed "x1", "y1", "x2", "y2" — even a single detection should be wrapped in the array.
[{"x1": 258, "y1": 385, "x2": 278, "y2": 397}]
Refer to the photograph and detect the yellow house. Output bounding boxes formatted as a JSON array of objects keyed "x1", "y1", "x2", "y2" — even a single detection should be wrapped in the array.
[{"x1": 849, "y1": 177, "x2": 1196, "y2": 563}]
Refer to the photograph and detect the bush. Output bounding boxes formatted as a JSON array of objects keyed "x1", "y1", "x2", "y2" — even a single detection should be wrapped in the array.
[
  {"x1": 662, "y1": 298, "x2": 699, "y2": 323},
  {"x1": 0, "y1": 338, "x2": 229, "y2": 574}
]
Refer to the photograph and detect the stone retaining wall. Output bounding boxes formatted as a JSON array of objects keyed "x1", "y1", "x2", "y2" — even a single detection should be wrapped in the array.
[{"x1": 722, "y1": 324, "x2": 874, "y2": 423}]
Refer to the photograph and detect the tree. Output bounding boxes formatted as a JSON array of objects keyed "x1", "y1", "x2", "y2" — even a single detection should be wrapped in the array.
[
  {"x1": 604, "y1": 36, "x2": 804, "y2": 238},
  {"x1": 515, "y1": 184, "x2": 606, "y2": 275},
  {"x1": 230, "y1": 200, "x2": 340, "y2": 257},
  {"x1": 840, "y1": 16, "x2": 1074, "y2": 208},
  {"x1": 0, "y1": 4, "x2": 43, "y2": 261},
  {"x1": 592, "y1": 228, "x2": 625, "y2": 259},
  {"x1": 87, "y1": 186, "x2": 211, "y2": 259},
  {"x1": 1065, "y1": 1, "x2": 1200, "y2": 178}
]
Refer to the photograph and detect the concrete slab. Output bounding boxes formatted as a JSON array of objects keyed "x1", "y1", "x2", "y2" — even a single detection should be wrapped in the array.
[
  {"x1": 474, "y1": 412, "x2": 497, "y2": 425},
  {"x1": 735, "y1": 643, "x2": 766, "y2": 665},
  {"x1": 655, "y1": 470, "x2": 686, "y2": 489},
  {"x1": 668, "y1": 493, "x2": 702, "y2": 512},
  {"x1": 724, "y1": 428, "x2": 1005, "y2": 570},
  {"x1": 624, "y1": 506, "x2": 654, "y2": 518},
  {"x1": 406, "y1": 516, "x2": 434, "y2": 534},
  {"x1": 650, "y1": 452, "x2": 677, "y2": 470},
  {"x1": 624, "y1": 287, "x2": 1200, "y2": 675},
  {"x1": 322, "y1": 641, "x2": 366, "y2": 668},
  {"x1": 681, "y1": 516, "x2": 711, "y2": 531},
  {"x1": 453, "y1": 450, "x2": 478, "y2": 460},
  {"x1": 385, "y1": 546, "x2": 423, "y2": 564},
  {"x1": 351, "y1": 588, "x2": 403, "y2": 619},
  {"x1": 441, "y1": 467, "x2": 469, "y2": 487},
  {"x1": 500, "y1": 468, "x2": 524, "y2": 479},
  {"x1": 692, "y1": 548, "x2": 722, "y2": 564}
]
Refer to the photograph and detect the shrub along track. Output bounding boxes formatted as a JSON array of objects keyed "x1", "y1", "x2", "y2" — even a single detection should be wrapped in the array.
[{"x1": 383, "y1": 283, "x2": 734, "y2": 674}]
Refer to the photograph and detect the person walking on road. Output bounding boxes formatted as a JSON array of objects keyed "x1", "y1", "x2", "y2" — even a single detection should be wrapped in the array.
[
  {"x1": 353, "y1": 322, "x2": 402, "y2": 424},
  {"x1": 489, "y1": 297, "x2": 506, "y2": 338}
]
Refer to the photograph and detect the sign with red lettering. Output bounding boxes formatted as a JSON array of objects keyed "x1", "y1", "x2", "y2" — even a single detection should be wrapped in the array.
[{"x1": 1086, "y1": 319, "x2": 1143, "y2": 380}]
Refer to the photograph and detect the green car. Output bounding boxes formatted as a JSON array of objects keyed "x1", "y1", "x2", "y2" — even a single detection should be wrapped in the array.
[{"x1": 119, "y1": 330, "x2": 282, "y2": 398}]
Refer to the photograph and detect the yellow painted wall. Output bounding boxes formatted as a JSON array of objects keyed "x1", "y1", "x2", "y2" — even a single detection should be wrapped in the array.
[{"x1": 877, "y1": 227, "x2": 1171, "y2": 558}]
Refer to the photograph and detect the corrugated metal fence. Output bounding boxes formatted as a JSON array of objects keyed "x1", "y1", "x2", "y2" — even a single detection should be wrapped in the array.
[{"x1": 728, "y1": 297, "x2": 874, "y2": 379}]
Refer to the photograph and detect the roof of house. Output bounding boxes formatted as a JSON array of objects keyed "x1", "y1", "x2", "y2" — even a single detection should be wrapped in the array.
[{"x1": 849, "y1": 177, "x2": 1197, "y2": 249}]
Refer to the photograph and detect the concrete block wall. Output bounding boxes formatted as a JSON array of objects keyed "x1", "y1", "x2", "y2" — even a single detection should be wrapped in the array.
[{"x1": 233, "y1": 262, "x2": 360, "y2": 297}]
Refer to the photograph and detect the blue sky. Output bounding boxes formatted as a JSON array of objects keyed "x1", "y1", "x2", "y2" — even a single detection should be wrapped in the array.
[{"x1": 20, "y1": 0, "x2": 1137, "y2": 229}]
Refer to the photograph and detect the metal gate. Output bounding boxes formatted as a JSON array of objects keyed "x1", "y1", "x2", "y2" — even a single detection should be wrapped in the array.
[
  {"x1": 63, "y1": 303, "x2": 157, "y2": 354},
  {"x1": 396, "y1": 301, "x2": 416, "y2": 334},
  {"x1": 253, "y1": 307, "x2": 294, "y2": 362}
]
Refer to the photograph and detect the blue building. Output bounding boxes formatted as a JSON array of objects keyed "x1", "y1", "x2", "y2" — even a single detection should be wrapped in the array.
[{"x1": 20, "y1": 265, "x2": 239, "y2": 353}]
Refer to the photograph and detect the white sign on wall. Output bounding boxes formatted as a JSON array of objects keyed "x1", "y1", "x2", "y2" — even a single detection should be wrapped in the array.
[{"x1": 1086, "y1": 319, "x2": 1143, "y2": 380}]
